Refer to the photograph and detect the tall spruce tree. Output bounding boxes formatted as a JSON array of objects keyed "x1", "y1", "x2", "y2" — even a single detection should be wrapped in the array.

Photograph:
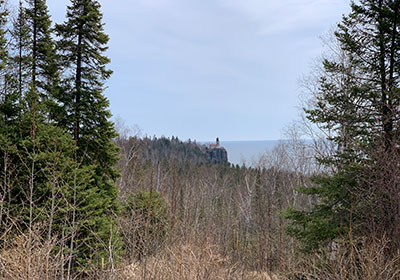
[
  {"x1": 5, "y1": 0, "x2": 88, "y2": 255},
  {"x1": 56, "y1": 0, "x2": 120, "y2": 265},
  {"x1": 285, "y1": 0, "x2": 400, "y2": 252},
  {"x1": 1, "y1": 3, "x2": 93, "y2": 276},
  {"x1": 1, "y1": 0, "x2": 119, "y2": 272},
  {"x1": 0, "y1": 0, "x2": 18, "y2": 235},
  {"x1": 0, "y1": 2, "x2": 14, "y2": 125},
  {"x1": 10, "y1": 0, "x2": 64, "y2": 225},
  {"x1": 10, "y1": 0, "x2": 31, "y2": 100},
  {"x1": 24, "y1": 0, "x2": 61, "y2": 117}
]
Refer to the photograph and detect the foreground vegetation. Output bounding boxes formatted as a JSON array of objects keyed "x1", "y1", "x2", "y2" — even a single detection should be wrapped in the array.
[{"x1": 1, "y1": 0, "x2": 400, "y2": 279}]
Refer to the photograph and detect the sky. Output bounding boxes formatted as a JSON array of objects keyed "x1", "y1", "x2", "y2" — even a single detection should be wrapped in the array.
[{"x1": 26, "y1": 0, "x2": 349, "y2": 141}]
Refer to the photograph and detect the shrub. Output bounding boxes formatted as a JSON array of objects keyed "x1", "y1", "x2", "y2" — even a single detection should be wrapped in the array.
[{"x1": 120, "y1": 191, "x2": 169, "y2": 260}]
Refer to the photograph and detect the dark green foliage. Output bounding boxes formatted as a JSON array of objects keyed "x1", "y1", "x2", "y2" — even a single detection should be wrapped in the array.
[
  {"x1": 286, "y1": 0, "x2": 400, "y2": 253},
  {"x1": 26, "y1": 0, "x2": 60, "y2": 89},
  {"x1": 0, "y1": 1, "x2": 18, "y2": 127},
  {"x1": 10, "y1": 119, "x2": 82, "y2": 222},
  {"x1": 143, "y1": 136, "x2": 211, "y2": 164},
  {"x1": 0, "y1": 1, "x2": 18, "y2": 233},
  {"x1": 10, "y1": 1, "x2": 31, "y2": 97},
  {"x1": 3, "y1": 0, "x2": 70, "y2": 239},
  {"x1": 11, "y1": 0, "x2": 60, "y2": 118},
  {"x1": 0, "y1": 0, "x2": 121, "y2": 271},
  {"x1": 126, "y1": 136, "x2": 212, "y2": 165},
  {"x1": 56, "y1": 0, "x2": 113, "y2": 140},
  {"x1": 56, "y1": 0, "x2": 120, "y2": 266},
  {"x1": 284, "y1": 171, "x2": 357, "y2": 252}
]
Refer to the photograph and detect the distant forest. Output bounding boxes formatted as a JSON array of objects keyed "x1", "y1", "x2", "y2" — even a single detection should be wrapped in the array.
[{"x1": 128, "y1": 136, "x2": 212, "y2": 165}]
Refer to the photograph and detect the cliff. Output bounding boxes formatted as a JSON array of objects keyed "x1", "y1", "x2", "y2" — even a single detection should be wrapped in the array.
[{"x1": 209, "y1": 138, "x2": 228, "y2": 164}]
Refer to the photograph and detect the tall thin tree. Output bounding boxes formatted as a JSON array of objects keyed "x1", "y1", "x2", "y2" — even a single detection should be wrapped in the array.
[{"x1": 56, "y1": 0, "x2": 120, "y2": 266}]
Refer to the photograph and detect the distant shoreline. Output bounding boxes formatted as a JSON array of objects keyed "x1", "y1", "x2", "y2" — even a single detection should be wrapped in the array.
[{"x1": 199, "y1": 140, "x2": 282, "y2": 166}]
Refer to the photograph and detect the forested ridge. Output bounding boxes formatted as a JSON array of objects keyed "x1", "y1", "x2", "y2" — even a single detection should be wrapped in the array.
[
  {"x1": 1, "y1": 0, "x2": 400, "y2": 279},
  {"x1": 121, "y1": 136, "x2": 213, "y2": 165}
]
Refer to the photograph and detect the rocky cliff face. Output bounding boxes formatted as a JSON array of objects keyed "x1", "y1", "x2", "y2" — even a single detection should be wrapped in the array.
[
  {"x1": 209, "y1": 138, "x2": 228, "y2": 164},
  {"x1": 209, "y1": 147, "x2": 228, "y2": 164}
]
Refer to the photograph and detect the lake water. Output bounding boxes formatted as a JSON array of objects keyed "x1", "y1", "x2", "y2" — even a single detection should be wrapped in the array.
[{"x1": 203, "y1": 140, "x2": 282, "y2": 166}]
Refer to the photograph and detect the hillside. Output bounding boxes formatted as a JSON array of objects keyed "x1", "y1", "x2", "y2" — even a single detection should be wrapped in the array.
[{"x1": 117, "y1": 136, "x2": 230, "y2": 166}]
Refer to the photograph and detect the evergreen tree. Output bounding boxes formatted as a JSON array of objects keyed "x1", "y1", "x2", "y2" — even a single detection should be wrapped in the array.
[
  {"x1": 9, "y1": 0, "x2": 65, "y2": 225},
  {"x1": 285, "y1": 0, "x2": 400, "y2": 252},
  {"x1": 0, "y1": 1, "x2": 14, "y2": 125},
  {"x1": 5, "y1": 2, "x2": 99, "y2": 272},
  {"x1": 0, "y1": 0, "x2": 18, "y2": 235},
  {"x1": 0, "y1": 0, "x2": 120, "y2": 272},
  {"x1": 24, "y1": 0, "x2": 61, "y2": 118},
  {"x1": 56, "y1": 0, "x2": 120, "y2": 265},
  {"x1": 10, "y1": 0, "x2": 30, "y2": 99}
]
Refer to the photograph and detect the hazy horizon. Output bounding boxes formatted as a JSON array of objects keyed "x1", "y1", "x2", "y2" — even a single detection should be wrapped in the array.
[{"x1": 199, "y1": 139, "x2": 282, "y2": 165}]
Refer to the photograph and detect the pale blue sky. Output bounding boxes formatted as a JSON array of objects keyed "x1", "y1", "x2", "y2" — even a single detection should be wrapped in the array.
[{"x1": 26, "y1": 0, "x2": 349, "y2": 141}]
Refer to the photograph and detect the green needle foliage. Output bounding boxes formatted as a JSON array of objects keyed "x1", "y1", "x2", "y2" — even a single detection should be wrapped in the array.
[
  {"x1": 10, "y1": 1, "x2": 31, "y2": 98},
  {"x1": 285, "y1": 0, "x2": 400, "y2": 254},
  {"x1": 0, "y1": 0, "x2": 19, "y2": 237},
  {"x1": 1, "y1": 0, "x2": 120, "y2": 272},
  {"x1": 56, "y1": 0, "x2": 120, "y2": 267}
]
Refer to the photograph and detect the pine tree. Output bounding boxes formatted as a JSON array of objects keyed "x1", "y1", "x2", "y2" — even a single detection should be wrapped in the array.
[
  {"x1": 0, "y1": 1, "x2": 14, "y2": 125},
  {"x1": 0, "y1": 0, "x2": 19, "y2": 234},
  {"x1": 285, "y1": 0, "x2": 400, "y2": 252},
  {"x1": 23, "y1": 0, "x2": 61, "y2": 118},
  {"x1": 56, "y1": 0, "x2": 120, "y2": 265},
  {"x1": 0, "y1": 0, "x2": 120, "y2": 272},
  {"x1": 10, "y1": 0, "x2": 31, "y2": 100},
  {"x1": 9, "y1": 0, "x2": 65, "y2": 224},
  {"x1": 4, "y1": 2, "x2": 95, "y2": 272}
]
